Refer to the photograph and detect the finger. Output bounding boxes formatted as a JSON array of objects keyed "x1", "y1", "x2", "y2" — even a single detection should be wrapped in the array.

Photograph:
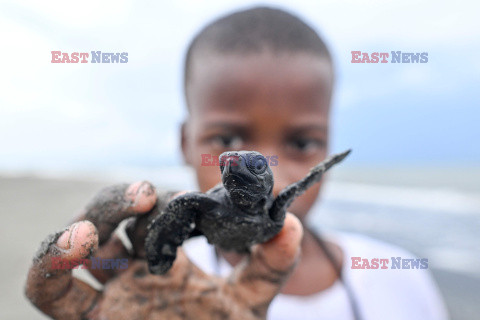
[
  {"x1": 80, "y1": 181, "x2": 157, "y2": 245},
  {"x1": 87, "y1": 188, "x2": 182, "y2": 283},
  {"x1": 67, "y1": 182, "x2": 155, "y2": 285},
  {"x1": 25, "y1": 221, "x2": 101, "y2": 319},
  {"x1": 231, "y1": 213, "x2": 303, "y2": 317},
  {"x1": 87, "y1": 234, "x2": 132, "y2": 284}
]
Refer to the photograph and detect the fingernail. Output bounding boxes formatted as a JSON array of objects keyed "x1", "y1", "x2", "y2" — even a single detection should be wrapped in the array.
[
  {"x1": 56, "y1": 223, "x2": 79, "y2": 250},
  {"x1": 126, "y1": 181, "x2": 156, "y2": 213},
  {"x1": 136, "y1": 182, "x2": 154, "y2": 201},
  {"x1": 126, "y1": 181, "x2": 141, "y2": 198}
]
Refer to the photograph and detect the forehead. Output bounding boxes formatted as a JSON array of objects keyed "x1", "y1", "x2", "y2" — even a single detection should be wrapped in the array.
[{"x1": 186, "y1": 50, "x2": 333, "y2": 121}]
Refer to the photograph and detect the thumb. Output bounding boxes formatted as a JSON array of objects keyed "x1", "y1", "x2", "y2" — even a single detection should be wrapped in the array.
[
  {"x1": 25, "y1": 221, "x2": 101, "y2": 317},
  {"x1": 230, "y1": 213, "x2": 303, "y2": 317}
]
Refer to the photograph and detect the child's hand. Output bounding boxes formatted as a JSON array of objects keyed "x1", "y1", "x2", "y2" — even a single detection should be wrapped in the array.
[{"x1": 25, "y1": 182, "x2": 303, "y2": 320}]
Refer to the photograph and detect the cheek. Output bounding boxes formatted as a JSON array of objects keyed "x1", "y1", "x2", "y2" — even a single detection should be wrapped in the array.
[
  {"x1": 194, "y1": 163, "x2": 222, "y2": 192},
  {"x1": 287, "y1": 181, "x2": 323, "y2": 221},
  {"x1": 185, "y1": 136, "x2": 223, "y2": 192}
]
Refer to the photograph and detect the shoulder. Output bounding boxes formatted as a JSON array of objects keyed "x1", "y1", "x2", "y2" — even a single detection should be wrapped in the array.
[{"x1": 327, "y1": 231, "x2": 448, "y2": 320}]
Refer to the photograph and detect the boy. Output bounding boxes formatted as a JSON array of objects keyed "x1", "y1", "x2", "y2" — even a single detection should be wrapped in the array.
[
  {"x1": 180, "y1": 6, "x2": 447, "y2": 320},
  {"x1": 26, "y1": 6, "x2": 447, "y2": 320}
]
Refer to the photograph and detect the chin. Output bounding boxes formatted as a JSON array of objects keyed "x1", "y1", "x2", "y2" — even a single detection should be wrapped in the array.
[{"x1": 230, "y1": 189, "x2": 258, "y2": 202}]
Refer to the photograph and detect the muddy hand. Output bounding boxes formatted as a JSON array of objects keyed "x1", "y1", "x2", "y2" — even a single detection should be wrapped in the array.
[
  {"x1": 24, "y1": 181, "x2": 158, "y2": 318},
  {"x1": 25, "y1": 182, "x2": 303, "y2": 320}
]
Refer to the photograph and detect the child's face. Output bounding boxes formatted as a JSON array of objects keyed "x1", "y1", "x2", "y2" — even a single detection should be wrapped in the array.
[{"x1": 182, "y1": 51, "x2": 333, "y2": 221}]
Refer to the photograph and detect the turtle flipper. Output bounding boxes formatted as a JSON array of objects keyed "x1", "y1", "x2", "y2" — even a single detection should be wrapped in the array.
[
  {"x1": 145, "y1": 193, "x2": 218, "y2": 275},
  {"x1": 269, "y1": 149, "x2": 351, "y2": 221}
]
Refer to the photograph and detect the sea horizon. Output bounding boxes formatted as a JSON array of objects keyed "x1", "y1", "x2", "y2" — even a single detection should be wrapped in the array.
[{"x1": 2, "y1": 165, "x2": 478, "y2": 278}]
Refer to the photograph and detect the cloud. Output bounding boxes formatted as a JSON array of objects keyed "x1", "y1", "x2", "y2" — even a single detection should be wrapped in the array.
[{"x1": 0, "y1": 0, "x2": 478, "y2": 171}]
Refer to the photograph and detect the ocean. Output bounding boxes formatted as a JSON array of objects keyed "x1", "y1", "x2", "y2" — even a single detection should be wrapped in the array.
[{"x1": 9, "y1": 164, "x2": 478, "y2": 278}]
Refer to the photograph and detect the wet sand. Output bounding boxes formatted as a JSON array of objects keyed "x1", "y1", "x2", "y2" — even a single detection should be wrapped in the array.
[
  {"x1": 0, "y1": 175, "x2": 478, "y2": 319},
  {"x1": 0, "y1": 176, "x2": 107, "y2": 319}
]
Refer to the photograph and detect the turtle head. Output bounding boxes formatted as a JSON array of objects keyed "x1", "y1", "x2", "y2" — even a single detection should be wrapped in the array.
[{"x1": 219, "y1": 151, "x2": 273, "y2": 207}]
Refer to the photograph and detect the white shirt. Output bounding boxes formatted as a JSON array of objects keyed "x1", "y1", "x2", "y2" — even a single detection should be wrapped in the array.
[{"x1": 183, "y1": 231, "x2": 448, "y2": 320}]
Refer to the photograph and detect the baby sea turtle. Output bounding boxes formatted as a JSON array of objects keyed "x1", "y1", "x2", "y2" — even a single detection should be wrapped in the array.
[{"x1": 145, "y1": 149, "x2": 351, "y2": 275}]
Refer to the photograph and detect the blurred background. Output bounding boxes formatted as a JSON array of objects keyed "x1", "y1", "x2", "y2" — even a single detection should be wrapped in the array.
[{"x1": 0, "y1": 0, "x2": 478, "y2": 319}]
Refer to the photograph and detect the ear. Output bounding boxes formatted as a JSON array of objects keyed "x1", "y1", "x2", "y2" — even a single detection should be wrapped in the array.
[{"x1": 181, "y1": 121, "x2": 192, "y2": 166}]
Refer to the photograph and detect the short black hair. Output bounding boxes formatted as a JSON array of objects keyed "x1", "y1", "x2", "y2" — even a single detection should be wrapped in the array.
[{"x1": 184, "y1": 6, "x2": 332, "y2": 104}]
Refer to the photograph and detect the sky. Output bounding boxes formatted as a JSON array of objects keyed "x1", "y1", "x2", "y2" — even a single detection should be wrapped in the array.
[{"x1": 0, "y1": 0, "x2": 479, "y2": 173}]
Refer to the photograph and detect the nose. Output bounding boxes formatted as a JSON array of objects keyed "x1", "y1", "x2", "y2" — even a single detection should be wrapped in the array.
[{"x1": 221, "y1": 154, "x2": 241, "y2": 174}]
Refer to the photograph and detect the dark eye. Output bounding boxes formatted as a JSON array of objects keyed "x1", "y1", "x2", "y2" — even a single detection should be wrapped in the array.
[
  {"x1": 247, "y1": 155, "x2": 267, "y2": 174},
  {"x1": 287, "y1": 138, "x2": 326, "y2": 155},
  {"x1": 210, "y1": 135, "x2": 243, "y2": 150}
]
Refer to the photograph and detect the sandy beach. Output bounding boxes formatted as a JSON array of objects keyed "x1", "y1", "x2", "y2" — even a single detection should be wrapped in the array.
[{"x1": 0, "y1": 175, "x2": 478, "y2": 319}]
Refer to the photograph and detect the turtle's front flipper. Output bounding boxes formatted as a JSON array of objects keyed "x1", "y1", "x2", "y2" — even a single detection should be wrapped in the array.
[
  {"x1": 145, "y1": 193, "x2": 219, "y2": 275},
  {"x1": 269, "y1": 149, "x2": 351, "y2": 221}
]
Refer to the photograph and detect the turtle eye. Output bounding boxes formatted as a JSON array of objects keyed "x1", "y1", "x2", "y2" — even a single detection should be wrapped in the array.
[{"x1": 247, "y1": 155, "x2": 267, "y2": 174}]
